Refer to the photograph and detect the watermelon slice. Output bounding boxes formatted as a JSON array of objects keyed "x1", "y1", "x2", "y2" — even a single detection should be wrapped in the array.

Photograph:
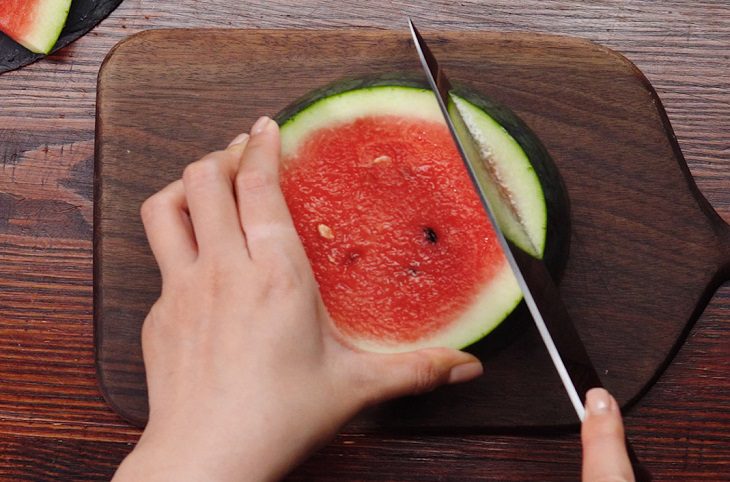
[
  {"x1": 0, "y1": 0, "x2": 72, "y2": 54},
  {"x1": 276, "y1": 78, "x2": 569, "y2": 353}
]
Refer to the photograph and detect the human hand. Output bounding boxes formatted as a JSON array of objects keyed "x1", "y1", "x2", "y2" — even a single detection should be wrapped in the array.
[
  {"x1": 581, "y1": 388, "x2": 635, "y2": 482},
  {"x1": 112, "y1": 116, "x2": 483, "y2": 482}
]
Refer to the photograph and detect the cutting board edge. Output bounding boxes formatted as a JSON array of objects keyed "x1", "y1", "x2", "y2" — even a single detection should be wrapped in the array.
[
  {"x1": 96, "y1": 27, "x2": 730, "y2": 255},
  {"x1": 623, "y1": 48, "x2": 730, "y2": 269},
  {"x1": 584, "y1": 44, "x2": 730, "y2": 410},
  {"x1": 92, "y1": 28, "x2": 730, "y2": 431},
  {"x1": 615, "y1": 40, "x2": 730, "y2": 413}
]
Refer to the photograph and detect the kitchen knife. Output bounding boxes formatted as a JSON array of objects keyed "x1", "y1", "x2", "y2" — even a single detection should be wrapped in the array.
[{"x1": 408, "y1": 18, "x2": 651, "y2": 481}]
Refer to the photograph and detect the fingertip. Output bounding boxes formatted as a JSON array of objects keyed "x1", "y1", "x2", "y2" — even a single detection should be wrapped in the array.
[
  {"x1": 585, "y1": 387, "x2": 615, "y2": 417},
  {"x1": 250, "y1": 116, "x2": 278, "y2": 136},
  {"x1": 581, "y1": 389, "x2": 634, "y2": 482},
  {"x1": 355, "y1": 347, "x2": 483, "y2": 405},
  {"x1": 447, "y1": 361, "x2": 483, "y2": 384},
  {"x1": 582, "y1": 388, "x2": 623, "y2": 440},
  {"x1": 441, "y1": 348, "x2": 482, "y2": 384},
  {"x1": 227, "y1": 132, "x2": 249, "y2": 148},
  {"x1": 421, "y1": 347, "x2": 481, "y2": 371},
  {"x1": 410, "y1": 347, "x2": 479, "y2": 369},
  {"x1": 239, "y1": 116, "x2": 280, "y2": 169},
  {"x1": 140, "y1": 180, "x2": 197, "y2": 274}
]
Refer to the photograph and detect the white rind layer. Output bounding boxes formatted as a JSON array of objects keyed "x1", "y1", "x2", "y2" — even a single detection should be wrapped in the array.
[
  {"x1": 281, "y1": 87, "x2": 444, "y2": 159},
  {"x1": 352, "y1": 264, "x2": 522, "y2": 353},
  {"x1": 454, "y1": 97, "x2": 547, "y2": 256}
]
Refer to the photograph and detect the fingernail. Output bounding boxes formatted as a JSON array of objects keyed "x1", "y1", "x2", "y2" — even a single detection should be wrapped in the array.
[
  {"x1": 251, "y1": 116, "x2": 272, "y2": 136},
  {"x1": 228, "y1": 132, "x2": 249, "y2": 147},
  {"x1": 585, "y1": 388, "x2": 612, "y2": 416},
  {"x1": 447, "y1": 361, "x2": 483, "y2": 384}
]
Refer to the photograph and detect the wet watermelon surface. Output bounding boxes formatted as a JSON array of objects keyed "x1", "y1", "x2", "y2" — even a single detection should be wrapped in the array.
[{"x1": 281, "y1": 116, "x2": 506, "y2": 344}]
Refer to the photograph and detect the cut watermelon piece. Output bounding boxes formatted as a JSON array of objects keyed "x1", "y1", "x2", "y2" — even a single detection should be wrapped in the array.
[
  {"x1": 0, "y1": 0, "x2": 72, "y2": 54},
  {"x1": 276, "y1": 78, "x2": 569, "y2": 353}
]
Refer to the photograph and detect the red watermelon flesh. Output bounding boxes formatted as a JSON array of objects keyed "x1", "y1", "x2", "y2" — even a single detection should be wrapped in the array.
[
  {"x1": 280, "y1": 116, "x2": 506, "y2": 345},
  {"x1": 0, "y1": 0, "x2": 72, "y2": 54}
]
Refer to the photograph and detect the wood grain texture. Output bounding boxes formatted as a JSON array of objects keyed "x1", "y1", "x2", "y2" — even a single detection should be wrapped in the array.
[
  {"x1": 94, "y1": 28, "x2": 730, "y2": 433},
  {"x1": 0, "y1": 1, "x2": 728, "y2": 480}
]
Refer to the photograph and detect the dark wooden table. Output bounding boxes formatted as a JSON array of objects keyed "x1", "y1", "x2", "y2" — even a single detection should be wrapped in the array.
[{"x1": 1, "y1": 2, "x2": 728, "y2": 480}]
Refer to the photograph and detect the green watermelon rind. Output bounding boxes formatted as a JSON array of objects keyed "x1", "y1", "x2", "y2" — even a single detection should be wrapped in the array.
[
  {"x1": 450, "y1": 84, "x2": 571, "y2": 279},
  {"x1": 0, "y1": 0, "x2": 72, "y2": 54},
  {"x1": 275, "y1": 76, "x2": 570, "y2": 352}
]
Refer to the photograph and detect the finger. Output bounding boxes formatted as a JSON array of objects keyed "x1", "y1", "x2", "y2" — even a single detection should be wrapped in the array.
[
  {"x1": 140, "y1": 179, "x2": 196, "y2": 275},
  {"x1": 140, "y1": 132, "x2": 249, "y2": 274},
  {"x1": 228, "y1": 132, "x2": 250, "y2": 148},
  {"x1": 235, "y1": 116, "x2": 303, "y2": 260},
  {"x1": 581, "y1": 388, "x2": 635, "y2": 482},
  {"x1": 350, "y1": 348, "x2": 483, "y2": 406},
  {"x1": 182, "y1": 142, "x2": 249, "y2": 257}
]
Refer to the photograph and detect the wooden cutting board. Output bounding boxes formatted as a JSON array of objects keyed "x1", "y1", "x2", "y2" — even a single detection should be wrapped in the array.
[{"x1": 94, "y1": 29, "x2": 730, "y2": 430}]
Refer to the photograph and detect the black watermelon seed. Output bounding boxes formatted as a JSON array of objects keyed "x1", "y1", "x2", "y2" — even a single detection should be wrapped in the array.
[{"x1": 423, "y1": 226, "x2": 438, "y2": 244}]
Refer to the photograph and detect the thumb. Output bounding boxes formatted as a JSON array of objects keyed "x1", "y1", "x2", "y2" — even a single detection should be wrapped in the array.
[
  {"x1": 581, "y1": 388, "x2": 635, "y2": 482},
  {"x1": 354, "y1": 348, "x2": 483, "y2": 406}
]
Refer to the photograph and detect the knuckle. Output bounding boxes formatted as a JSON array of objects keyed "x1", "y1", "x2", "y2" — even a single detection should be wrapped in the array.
[
  {"x1": 139, "y1": 197, "x2": 157, "y2": 222},
  {"x1": 235, "y1": 167, "x2": 277, "y2": 194},
  {"x1": 352, "y1": 370, "x2": 382, "y2": 408},
  {"x1": 198, "y1": 151, "x2": 229, "y2": 165},
  {"x1": 198, "y1": 260, "x2": 235, "y2": 291},
  {"x1": 582, "y1": 420, "x2": 625, "y2": 446},
  {"x1": 589, "y1": 417, "x2": 625, "y2": 437},
  {"x1": 183, "y1": 156, "x2": 224, "y2": 187},
  {"x1": 140, "y1": 192, "x2": 169, "y2": 222},
  {"x1": 411, "y1": 354, "x2": 440, "y2": 394},
  {"x1": 262, "y1": 262, "x2": 303, "y2": 295},
  {"x1": 141, "y1": 301, "x2": 167, "y2": 340},
  {"x1": 160, "y1": 266, "x2": 192, "y2": 294},
  {"x1": 340, "y1": 355, "x2": 384, "y2": 408}
]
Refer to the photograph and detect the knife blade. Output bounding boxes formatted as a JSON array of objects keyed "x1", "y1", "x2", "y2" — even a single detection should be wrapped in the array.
[
  {"x1": 408, "y1": 20, "x2": 652, "y2": 481},
  {"x1": 408, "y1": 17, "x2": 601, "y2": 422}
]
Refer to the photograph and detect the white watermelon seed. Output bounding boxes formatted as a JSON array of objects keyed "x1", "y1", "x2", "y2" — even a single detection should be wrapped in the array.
[{"x1": 318, "y1": 224, "x2": 335, "y2": 239}]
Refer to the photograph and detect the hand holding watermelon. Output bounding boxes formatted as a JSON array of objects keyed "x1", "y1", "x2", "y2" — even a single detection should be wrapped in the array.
[
  {"x1": 112, "y1": 117, "x2": 483, "y2": 481},
  {"x1": 111, "y1": 117, "x2": 633, "y2": 481}
]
